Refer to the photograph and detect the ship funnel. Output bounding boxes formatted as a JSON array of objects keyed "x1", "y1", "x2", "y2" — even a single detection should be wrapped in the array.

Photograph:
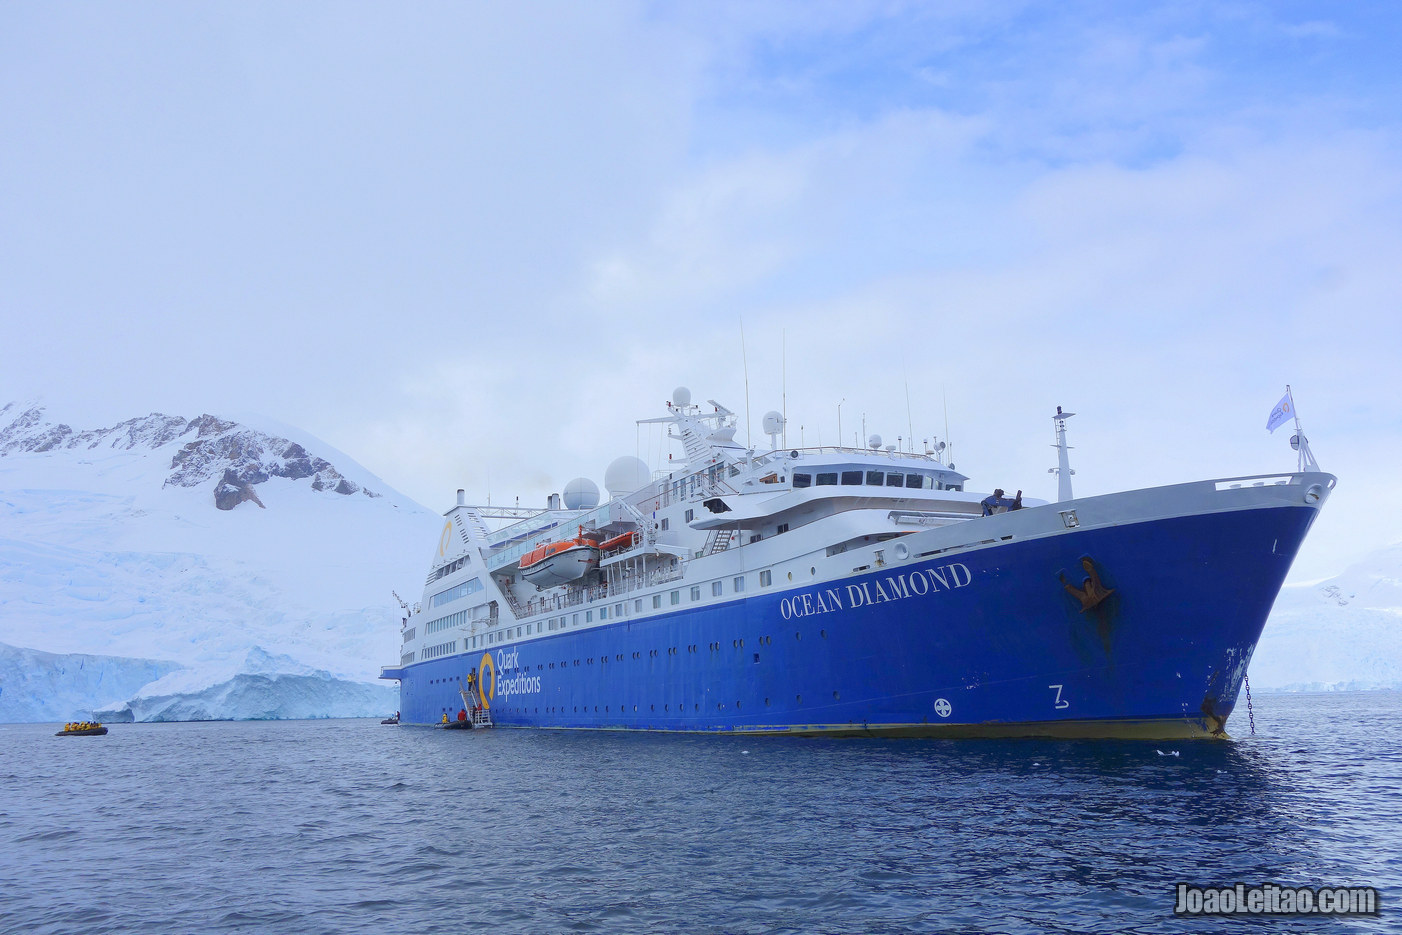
[{"x1": 456, "y1": 489, "x2": 466, "y2": 506}]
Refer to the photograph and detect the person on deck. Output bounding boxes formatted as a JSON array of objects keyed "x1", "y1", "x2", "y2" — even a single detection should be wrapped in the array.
[
  {"x1": 980, "y1": 488, "x2": 1023, "y2": 516},
  {"x1": 457, "y1": 708, "x2": 467, "y2": 723}
]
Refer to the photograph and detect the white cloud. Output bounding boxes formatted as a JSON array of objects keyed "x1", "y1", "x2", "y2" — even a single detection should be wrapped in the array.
[{"x1": 3, "y1": 2, "x2": 1400, "y2": 581}]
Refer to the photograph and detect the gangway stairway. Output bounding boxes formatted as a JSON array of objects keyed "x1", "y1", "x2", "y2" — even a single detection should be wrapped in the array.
[{"x1": 456, "y1": 680, "x2": 495, "y2": 729}]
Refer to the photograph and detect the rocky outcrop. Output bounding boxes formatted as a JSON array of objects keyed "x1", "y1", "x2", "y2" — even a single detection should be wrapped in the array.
[
  {"x1": 214, "y1": 469, "x2": 267, "y2": 511},
  {"x1": 0, "y1": 403, "x2": 380, "y2": 510}
]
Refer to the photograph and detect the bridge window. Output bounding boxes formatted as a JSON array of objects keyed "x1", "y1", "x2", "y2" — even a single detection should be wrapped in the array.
[
  {"x1": 905, "y1": 473, "x2": 923, "y2": 488},
  {"x1": 866, "y1": 471, "x2": 883, "y2": 485},
  {"x1": 792, "y1": 473, "x2": 811, "y2": 488},
  {"x1": 886, "y1": 473, "x2": 904, "y2": 487},
  {"x1": 841, "y1": 471, "x2": 862, "y2": 485},
  {"x1": 816, "y1": 473, "x2": 837, "y2": 486}
]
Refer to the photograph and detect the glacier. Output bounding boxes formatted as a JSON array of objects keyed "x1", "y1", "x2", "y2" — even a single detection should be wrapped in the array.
[
  {"x1": 1249, "y1": 541, "x2": 1402, "y2": 692},
  {"x1": 0, "y1": 402, "x2": 439, "y2": 722}
]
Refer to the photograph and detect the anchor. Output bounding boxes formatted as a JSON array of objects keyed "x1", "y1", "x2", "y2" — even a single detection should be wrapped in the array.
[{"x1": 1060, "y1": 556, "x2": 1115, "y2": 613}]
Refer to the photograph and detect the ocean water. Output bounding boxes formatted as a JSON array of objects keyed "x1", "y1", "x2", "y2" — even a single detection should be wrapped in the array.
[{"x1": 2, "y1": 693, "x2": 1398, "y2": 935}]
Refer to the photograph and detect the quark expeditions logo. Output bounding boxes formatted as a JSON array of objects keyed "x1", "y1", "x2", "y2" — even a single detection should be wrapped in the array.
[
  {"x1": 475, "y1": 650, "x2": 542, "y2": 709},
  {"x1": 778, "y1": 562, "x2": 974, "y2": 620},
  {"x1": 437, "y1": 520, "x2": 453, "y2": 559}
]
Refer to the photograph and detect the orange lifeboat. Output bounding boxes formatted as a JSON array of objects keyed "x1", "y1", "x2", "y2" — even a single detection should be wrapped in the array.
[
  {"x1": 520, "y1": 536, "x2": 600, "y2": 587},
  {"x1": 597, "y1": 531, "x2": 639, "y2": 552}
]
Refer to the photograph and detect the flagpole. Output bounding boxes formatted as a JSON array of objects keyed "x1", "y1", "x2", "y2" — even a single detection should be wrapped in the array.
[
  {"x1": 1285, "y1": 384, "x2": 1320, "y2": 473},
  {"x1": 1287, "y1": 384, "x2": 1302, "y2": 471}
]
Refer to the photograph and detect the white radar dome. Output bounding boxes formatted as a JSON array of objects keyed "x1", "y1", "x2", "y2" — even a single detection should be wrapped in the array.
[
  {"x1": 671, "y1": 386, "x2": 692, "y2": 407},
  {"x1": 762, "y1": 411, "x2": 785, "y2": 435},
  {"x1": 562, "y1": 477, "x2": 600, "y2": 510},
  {"x1": 605, "y1": 456, "x2": 651, "y2": 496},
  {"x1": 868, "y1": 433, "x2": 882, "y2": 449}
]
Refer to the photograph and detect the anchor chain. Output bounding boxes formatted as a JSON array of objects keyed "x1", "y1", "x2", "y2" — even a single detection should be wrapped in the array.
[{"x1": 1244, "y1": 673, "x2": 1256, "y2": 735}]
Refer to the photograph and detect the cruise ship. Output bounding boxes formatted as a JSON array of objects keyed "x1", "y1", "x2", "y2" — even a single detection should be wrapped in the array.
[{"x1": 381, "y1": 389, "x2": 1334, "y2": 738}]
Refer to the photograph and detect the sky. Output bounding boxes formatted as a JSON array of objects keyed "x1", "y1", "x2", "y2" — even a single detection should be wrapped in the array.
[{"x1": 3, "y1": 1, "x2": 1399, "y2": 582}]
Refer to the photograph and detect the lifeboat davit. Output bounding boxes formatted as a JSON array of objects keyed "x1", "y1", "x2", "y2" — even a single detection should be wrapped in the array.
[{"x1": 520, "y1": 537, "x2": 599, "y2": 587}]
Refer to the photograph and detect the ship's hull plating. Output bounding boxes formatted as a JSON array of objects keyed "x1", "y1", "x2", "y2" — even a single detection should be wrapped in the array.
[{"x1": 393, "y1": 499, "x2": 1319, "y2": 739}]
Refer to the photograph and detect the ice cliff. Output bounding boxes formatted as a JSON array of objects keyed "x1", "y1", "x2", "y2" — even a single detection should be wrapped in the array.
[
  {"x1": 0, "y1": 402, "x2": 440, "y2": 722},
  {"x1": 1250, "y1": 542, "x2": 1402, "y2": 692}
]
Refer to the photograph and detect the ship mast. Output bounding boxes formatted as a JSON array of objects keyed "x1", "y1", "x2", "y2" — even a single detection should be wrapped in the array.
[{"x1": 1051, "y1": 406, "x2": 1076, "y2": 502}]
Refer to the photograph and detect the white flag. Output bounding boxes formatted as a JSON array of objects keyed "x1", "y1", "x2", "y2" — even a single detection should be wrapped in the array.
[{"x1": 1266, "y1": 393, "x2": 1292, "y2": 433}]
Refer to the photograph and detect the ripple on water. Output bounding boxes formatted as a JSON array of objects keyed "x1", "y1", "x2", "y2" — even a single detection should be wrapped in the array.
[{"x1": 0, "y1": 694, "x2": 1400, "y2": 934}]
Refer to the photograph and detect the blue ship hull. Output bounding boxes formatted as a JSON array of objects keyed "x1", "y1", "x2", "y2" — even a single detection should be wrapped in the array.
[{"x1": 389, "y1": 500, "x2": 1318, "y2": 738}]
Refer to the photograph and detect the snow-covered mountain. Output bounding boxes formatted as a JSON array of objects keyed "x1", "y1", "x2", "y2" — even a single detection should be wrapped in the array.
[
  {"x1": 0, "y1": 402, "x2": 441, "y2": 722},
  {"x1": 1250, "y1": 542, "x2": 1402, "y2": 692}
]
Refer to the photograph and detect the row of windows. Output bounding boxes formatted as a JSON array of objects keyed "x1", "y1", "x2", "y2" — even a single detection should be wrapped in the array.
[
  {"x1": 429, "y1": 556, "x2": 468, "y2": 582},
  {"x1": 422, "y1": 640, "x2": 457, "y2": 660},
  {"x1": 460, "y1": 692, "x2": 843, "y2": 718},
  {"x1": 793, "y1": 469, "x2": 940, "y2": 490},
  {"x1": 501, "y1": 628, "x2": 830, "y2": 676},
  {"x1": 426, "y1": 610, "x2": 468, "y2": 636},
  {"x1": 400, "y1": 652, "x2": 415, "y2": 665},
  {"x1": 431, "y1": 577, "x2": 484, "y2": 608},
  {"x1": 430, "y1": 570, "x2": 781, "y2": 658},
  {"x1": 402, "y1": 627, "x2": 416, "y2": 643}
]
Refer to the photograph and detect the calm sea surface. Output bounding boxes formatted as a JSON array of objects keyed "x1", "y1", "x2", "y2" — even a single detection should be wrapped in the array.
[{"x1": 2, "y1": 692, "x2": 1399, "y2": 935}]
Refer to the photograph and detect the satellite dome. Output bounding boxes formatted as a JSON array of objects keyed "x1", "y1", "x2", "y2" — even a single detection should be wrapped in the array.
[
  {"x1": 762, "y1": 411, "x2": 785, "y2": 435},
  {"x1": 671, "y1": 386, "x2": 692, "y2": 407},
  {"x1": 868, "y1": 433, "x2": 882, "y2": 450},
  {"x1": 562, "y1": 477, "x2": 600, "y2": 510},
  {"x1": 604, "y1": 456, "x2": 651, "y2": 496}
]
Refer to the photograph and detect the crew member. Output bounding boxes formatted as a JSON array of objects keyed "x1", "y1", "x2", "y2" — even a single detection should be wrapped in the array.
[
  {"x1": 457, "y1": 708, "x2": 468, "y2": 723},
  {"x1": 980, "y1": 488, "x2": 1023, "y2": 516}
]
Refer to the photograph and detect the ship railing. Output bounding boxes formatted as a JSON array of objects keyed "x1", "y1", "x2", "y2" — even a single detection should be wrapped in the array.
[
  {"x1": 1212, "y1": 474, "x2": 1299, "y2": 491},
  {"x1": 510, "y1": 566, "x2": 691, "y2": 622},
  {"x1": 763, "y1": 445, "x2": 939, "y2": 461}
]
